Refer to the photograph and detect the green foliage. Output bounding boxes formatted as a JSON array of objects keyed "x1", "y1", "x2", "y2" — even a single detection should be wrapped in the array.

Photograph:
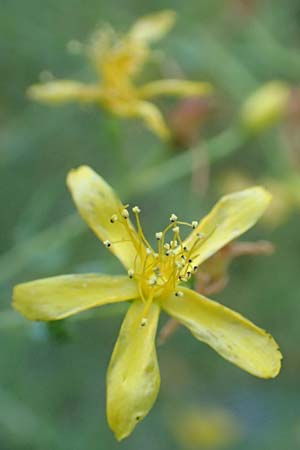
[{"x1": 1, "y1": 0, "x2": 300, "y2": 449}]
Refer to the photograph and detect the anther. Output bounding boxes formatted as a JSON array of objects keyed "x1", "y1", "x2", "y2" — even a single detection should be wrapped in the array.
[
  {"x1": 179, "y1": 276, "x2": 187, "y2": 282},
  {"x1": 103, "y1": 240, "x2": 111, "y2": 248},
  {"x1": 183, "y1": 246, "x2": 188, "y2": 251},
  {"x1": 155, "y1": 232, "x2": 163, "y2": 240},
  {"x1": 196, "y1": 232, "x2": 205, "y2": 238},
  {"x1": 188, "y1": 258, "x2": 193, "y2": 263},
  {"x1": 175, "y1": 291, "x2": 184, "y2": 297},
  {"x1": 163, "y1": 243, "x2": 170, "y2": 250},
  {"x1": 110, "y1": 214, "x2": 118, "y2": 223},
  {"x1": 132, "y1": 206, "x2": 141, "y2": 213},
  {"x1": 121, "y1": 209, "x2": 129, "y2": 219},
  {"x1": 170, "y1": 213, "x2": 178, "y2": 223},
  {"x1": 148, "y1": 276, "x2": 157, "y2": 286},
  {"x1": 146, "y1": 247, "x2": 152, "y2": 256},
  {"x1": 172, "y1": 226, "x2": 179, "y2": 233},
  {"x1": 193, "y1": 265, "x2": 198, "y2": 271},
  {"x1": 140, "y1": 318, "x2": 148, "y2": 327},
  {"x1": 192, "y1": 221, "x2": 198, "y2": 229},
  {"x1": 128, "y1": 269, "x2": 134, "y2": 279}
]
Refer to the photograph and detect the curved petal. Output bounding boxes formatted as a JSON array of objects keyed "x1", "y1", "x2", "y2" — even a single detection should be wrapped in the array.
[
  {"x1": 139, "y1": 79, "x2": 213, "y2": 99},
  {"x1": 128, "y1": 10, "x2": 176, "y2": 44},
  {"x1": 67, "y1": 166, "x2": 145, "y2": 270},
  {"x1": 27, "y1": 81, "x2": 102, "y2": 104},
  {"x1": 13, "y1": 274, "x2": 138, "y2": 321},
  {"x1": 181, "y1": 187, "x2": 272, "y2": 267},
  {"x1": 107, "y1": 300, "x2": 160, "y2": 440},
  {"x1": 122, "y1": 100, "x2": 170, "y2": 140},
  {"x1": 160, "y1": 287, "x2": 281, "y2": 378}
]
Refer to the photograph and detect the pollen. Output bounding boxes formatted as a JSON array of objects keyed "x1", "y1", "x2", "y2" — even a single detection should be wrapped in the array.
[
  {"x1": 121, "y1": 209, "x2": 129, "y2": 219},
  {"x1": 110, "y1": 214, "x2": 118, "y2": 223},
  {"x1": 128, "y1": 269, "x2": 134, "y2": 279}
]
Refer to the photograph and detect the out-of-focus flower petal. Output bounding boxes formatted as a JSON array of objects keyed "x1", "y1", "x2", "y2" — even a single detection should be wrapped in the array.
[
  {"x1": 67, "y1": 166, "x2": 146, "y2": 270},
  {"x1": 128, "y1": 10, "x2": 176, "y2": 43},
  {"x1": 13, "y1": 274, "x2": 138, "y2": 321},
  {"x1": 139, "y1": 79, "x2": 213, "y2": 99},
  {"x1": 130, "y1": 100, "x2": 171, "y2": 139},
  {"x1": 27, "y1": 81, "x2": 102, "y2": 104},
  {"x1": 181, "y1": 187, "x2": 271, "y2": 267},
  {"x1": 112, "y1": 100, "x2": 170, "y2": 139},
  {"x1": 160, "y1": 287, "x2": 282, "y2": 378},
  {"x1": 107, "y1": 300, "x2": 160, "y2": 440},
  {"x1": 241, "y1": 81, "x2": 290, "y2": 132}
]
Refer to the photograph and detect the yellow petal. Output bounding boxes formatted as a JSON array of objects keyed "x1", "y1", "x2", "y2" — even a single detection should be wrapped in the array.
[
  {"x1": 160, "y1": 287, "x2": 282, "y2": 378},
  {"x1": 27, "y1": 81, "x2": 102, "y2": 104},
  {"x1": 107, "y1": 300, "x2": 160, "y2": 440},
  {"x1": 13, "y1": 274, "x2": 138, "y2": 321},
  {"x1": 139, "y1": 79, "x2": 213, "y2": 99},
  {"x1": 89, "y1": 28, "x2": 149, "y2": 83},
  {"x1": 67, "y1": 166, "x2": 145, "y2": 270},
  {"x1": 128, "y1": 10, "x2": 176, "y2": 43},
  {"x1": 182, "y1": 187, "x2": 272, "y2": 267},
  {"x1": 241, "y1": 81, "x2": 290, "y2": 133},
  {"x1": 117, "y1": 100, "x2": 170, "y2": 140}
]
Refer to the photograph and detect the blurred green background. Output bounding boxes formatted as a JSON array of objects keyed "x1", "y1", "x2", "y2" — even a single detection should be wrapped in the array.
[{"x1": 2, "y1": 0, "x2": 300, "y2": 449}]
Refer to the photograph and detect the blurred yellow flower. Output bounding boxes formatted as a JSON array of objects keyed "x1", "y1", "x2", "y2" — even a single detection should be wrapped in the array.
[
  {"x1": 219, "y1": 170, "x2": 300, "y2": 228},
  {"x1": 171, "y1": 405, "x2": 243, "y2": 449},
  {"x1": 13, "y1": 166, "x2": 281, "y2": 440},
  {"x1": 27, "y1": 10, "x2": 212, "y2": 140},
  {"x1": 241, "y1": 81, "x2": 291, "y2": 133}
]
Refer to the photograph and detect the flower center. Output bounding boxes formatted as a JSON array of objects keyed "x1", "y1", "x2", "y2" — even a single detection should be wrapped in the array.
[{"x1": 105, "y1": 206, "x2": 208, "y2": 309}]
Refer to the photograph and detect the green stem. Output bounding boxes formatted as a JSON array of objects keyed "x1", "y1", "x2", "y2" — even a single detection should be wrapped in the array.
[{"x1": 129, "y1": 126, "x2": 246, "y2": 195}]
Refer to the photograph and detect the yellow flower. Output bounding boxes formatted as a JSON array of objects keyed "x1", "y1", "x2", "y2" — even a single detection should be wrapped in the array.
[
  {"x1": 13, "y1": 166, "x2": 281, "y2": 440},
  {"x1": 27, "y1": 10, "x2": 212, "y2": 140},
  {"x1": 241, "y1": 81, "x2": 290, "y2": 133},
  {"x1": 170, "y1": 405, "x2": 243, "y2": 449}
]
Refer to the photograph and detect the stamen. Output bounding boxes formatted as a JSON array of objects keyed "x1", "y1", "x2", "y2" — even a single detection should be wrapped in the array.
[
  {"x1": 103, "y1": 240, "x2": 111, "y2": 247},
  {"x1": 175, "y1": 291, "x2": 184, "y2": 297},
  {"x1": 140, "y1": 318, "x2": 148, "y2": 327},
  {"x1": 172, "y1": 226, "x2": 180, "y2": 233},
  {"x1": 121, "y1": 208, "x2": 129, "y2": 219},
  {"x1": 110, "y1": 214, "x2": 118, "y2": 223},
  {"x1": 128, "y1": 269, "x2": 134, "y2": 279},
  {"x1": 148, "y1": 275, "x2": 157, "y2": 286},
  {"x1": 170, "y1": 213, "x2": 178, "y2": 223},
  {"x1": 192, "y1": 221, "x2": 198, "y2": 229},
  {"x1": 146, "y1": 247, "x2": 152, "y2": 255},
  {"x1": 155, "y1": 232, "x2": 163, "y2": 240},
  {"x1": 132, "y1": 206, "x2": 141, "y2": 213}
]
